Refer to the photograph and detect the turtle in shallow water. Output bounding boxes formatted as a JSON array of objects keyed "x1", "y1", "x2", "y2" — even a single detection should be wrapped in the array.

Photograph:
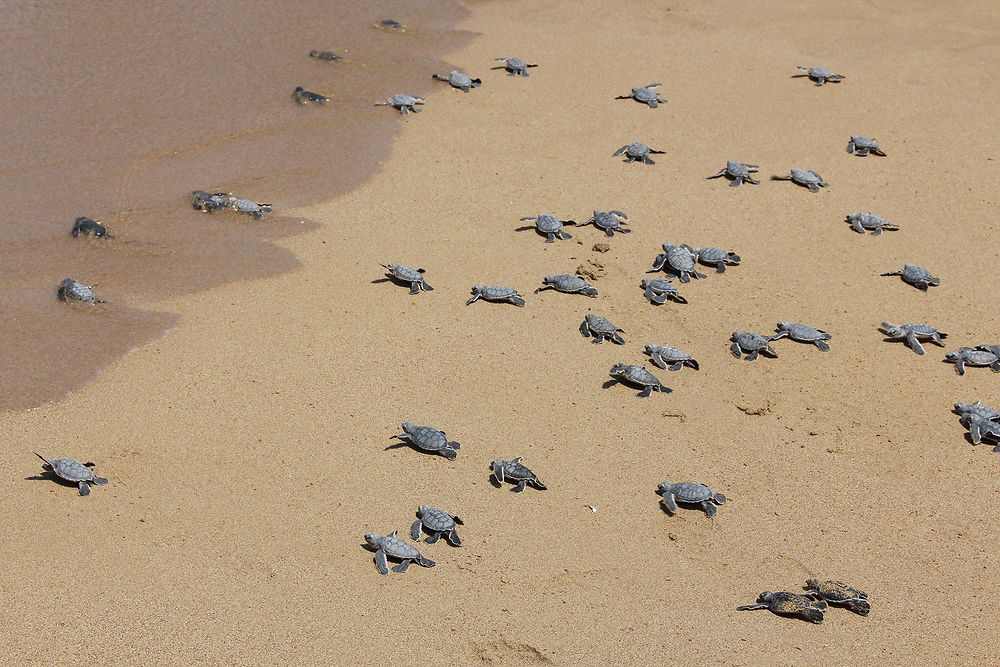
[
  {"x1": 804, "y1": 579, "x2": 870, "y2": 616},
  {"x1": 492, "y1": 57, "x2": 537, "y2": 76},
  {"x1": 737, "y1": 591, "x2": 828, "y2": 623},
  {"x1": 707, "y1": 161, "x2": 760, "y2": 187},
  {"x1": 945, "y1": 348, "x2": 1000, "y2": 375},
  {"x1": 770, "y1": 322, "x2": 832, "y2": 351},
  {"x1": 517, "y1": 213, "x2": 576, "y2": 242},
  {"x1": 608, "y1": 363, "x2": 671, "y2": 397},
  {"x1": 71, "y1": 216, "x2": 112, "y2": 239},
  {"x1": 228, "y1": 197, "x2": 272, "y2": 219},
  {"x1": 650, "y1": 244, "x2": 706, "y2": 283},
  {"x1": 881, "y1": 264, "x2": 939, "y2": 291},
  {"x1": 694, "y1": 247, "x2": 740, "y2": 273},
  {"x1": 57, "y1": 278, "x2": 103, "y2": 304},
  {"x1": 615, "y1": 83, "x2": 666, "y2": 108},
  {"x1": 613, "y1": 142, "x2": 665, "y2": 165},
  {"x1": 730, "y1": 331, "x2": 777, "y2": 361},
  {"x1": 657, "y1": 482, "x2": 726, "y2": 517},
  {"x1": 192, "y1": 190, "x2": 231, "y2": 213},
  {"x1": 645, "y1": 344, "x2": 699, "y2": 371},
  {"x1": 467, "y1": 284, "x2": 525, "y2": 306},
  {"x1": 293, "y1": 86, "x2": 329, "y2": 105},
  {"x1": 580, "y1": 314, "x2": 625, "y2": 345},
  {"x1": 308, "y1": 50, "x2": 345, "y2": 62},
  {"x1": 411, "y1": 505, "x2": 464, "y2": 546},
  {"x1": 376, "y1": 19, "x2": 406, "y2": 32},
  {"x1": 375, "y1": 94, "x2": 425, "y2": 115},
  {"x1": 879, "y1": 322, "x2": 947, "y2": 355},
  {"x1": 490, "y1": 457, "x2": 546, "y2": 493},
  {"x1": 364, "y1": 531, "x2": 434, "y2": 575},
  {"x1": 432, "y1": 70, "x2": 481, "y2": 92},
  {"x1": 381, "y1": 263, "x2": 433, "y2": 294},
  {"x1": 772, "y1": 169, "x2": 828, "y2": 192},
  {"x1": 847, "y1": 136, "x2": 886, "y2": 157},
  {"x1": 535, "y1": 274, "x2": 598, "y2": 297},
  {"x1": 581, "y1": 210, "x2": 630, "y2": 237},
  {"x1": 846, "y1": 212, "x2": 898, "y2": 236},
  {"x1": 34, "y1": 453, "x2": 108, "y2": 496},
  {"x1": 960, "y1": 413, "x2": 1000, "y2": 450},
  {"x1": 794, "y1": 66, "x2": 844, "y2": 86},
  {"x1": 391, "y1": 422, "x2": 459, "y2": 460},
  {"x1": 640, "y1": 279, "x2": 687, "y2": 305}
]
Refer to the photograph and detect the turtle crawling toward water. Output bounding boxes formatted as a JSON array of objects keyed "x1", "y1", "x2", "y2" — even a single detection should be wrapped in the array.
[
  {"x1": 192, "y1": 190, "x2": 231, "y2": 213},
  {"x1": 645, "y1": 344, "x2": 699, "y2": 371},
  {"x1": 945, "y1": 348, "x2": 1000, "y2": 375},
  {"x1": 650, "y1": 244, "x2": 706, "y2": 283},
  {"x1": 411, "y1": 505, "x2": 464, "y2": 546},
  {"x1": 954, "y1": 401, "x2": 1000, "y2": 422},
  {"x1": 376, "y1": 19, "x2": 406, "y2": 32},
  {"x1": 432, "y1": 70, "x2": 481, "y2": 92},
  {"x1": 640, "y1": 279, "x2": 687, "y2": 305},
  {"x1": 308, "y1": 50, "x2": 345, "y2": 62},
  {"x1": 580, "y1": 314, "x2": 625, "y2": 344},
  {"x1": 375, "y1": 94, "x2": 425, "y2": 115},
  {"x1": 770, "y1": 322, "x2": 832, "y2": 351},
  {"x1": 381, "y1": 263, "x2": 433, "y2": 294},
  {"x1": 707, "y1": 161, "x2": 760, "y2": 188},
  {"x1": 490, "y1": 457, "x2": 546, "y2": 493},
  {"x1": 737, "y1": 591, "x2": 827, "y2": 623},
  {"x1": 846, "y1": 212, "x2": 899, "y2": 236},
  {"x1": 615, "y1": 83, "x2": 666, "y2": 108},
  {"x1": 364, "y1": 531, "x2": 434, "y2": 575},
  {"x1": 391, "y1": 422, "x2": 459, "y2": 460},
  {"x1": 694, "y1": 247, "x2": 741, "y2": 273},
  {"x1": 608, "y1": 363, "x2": 671, "y2": 397},
  {"x1": 879, "y1": 322, "x2": 947, "y2": 355},
  {"x1": 517, "y1": 213, "x2": 576, "y2": 242},
  {"x1": 492, "y1": 57, "x2": 537, "y2": 76},
  {"x1": 804, "y1": 579, "x2": 871, "y2": 616},
  {"x1": 613, "y1": 142, "x2": 665, "y2": 165},
  {"x1": 772, "y1": 169, "x2": 828, "y2": 192},
  {"x1": 847, "y1": 136, "x2": 886, "y2": 157},
  {"x1": 794, "y1": 66, "x2": 844, "y2": 86},
  {"x1": 881, "y1": 264, "x2": 939, "y2": 291},
  {"x1": 228, "y1": 197, "x2": 272, "y2": 219},
  {"x1": 581, "y1": 210, "x2": 630, "y2": 237},
  {"x1": 57, "y1": 278, "x2": 103, "y2": 304},
  {"x1": 657, "y1": 482, "x2": 726, "y2": 517},
  {"x1": 730, "y1": 331, "x2": 777, "y2": 361},
  {"x1": 535, "y1": 274, "x2": 598, "y2": 297},
  {"x1": 293, "y1": 86, "x2": 329, "y2": 105},
  {"x1": 960, "y1": 413, "x2": 1000, "y2": 449},
  {"x1": 71, "y1": 216, "x2": 112, "y2": 239},
  {"x1": 34, "y1": 453, "x2": 108, "y2": 496},
  {"x1": 467, "y1": 284, "x2": 525, "y2": 306}
]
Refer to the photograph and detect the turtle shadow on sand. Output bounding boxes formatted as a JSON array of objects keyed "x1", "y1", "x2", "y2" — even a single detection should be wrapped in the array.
[
  {"x1": 24, "y1": 467, "x2": 95, "y2": 490},
  {"x1": 601, "y1": 379, "x2": 620, "y2": 390}
]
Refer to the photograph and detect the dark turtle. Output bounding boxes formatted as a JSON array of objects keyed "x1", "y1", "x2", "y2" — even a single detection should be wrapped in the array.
[
  {"x1": 694, "y1": 247, "x2": 740, "y2": 273},
  {"x1": 737, "y1": 591, "x2": 827, "y2": 623},
  {"x1": 879, "y1": 322, "x2": 947, "y2": 355},
  {"x1": 516, "y1": 213, "x2": 576, "y2": 242},
  {"x1": 640, "y1": 279, "x2": 687, "y2": 305},
  {"x1": 707, "y1": 161, "x2": 760, "y2": 187},
  {"x1": 293, "y1": 86, "x2": 329, "y2": 105},
  {"x1": 535, "y1": 274, "x2": 598, "y2": 297},
  {"x1": 57, "y1": 278, "x2": 103, "y2": 304},
  {"x1": 847, "y1": 136, "x2": 886, "y2": 157},
  {"x1": 730, "y1": 331, "x2": 777, "y2": 361},
  {"x1": 581, "y1": 210, "x2": 630, "y2": 237},
  {"x1": 391, "y1": 422, "x2": 459, "y2": 460},
  {"x1": 613, "y1": 142, "x2": 665, "y2": 165},
  {"x1": 192, "y1": 190, "x2": 231, "y2": 213},
  {"x1": 793, "y1": 66, "x2": 844, "y2": 86},
  {"x1": 432, "y1": 70, "x2": 481, "y2": 92},
  {"x1": 34, "y1": 452, "x2": 107, "y2": 496},
  {"x1": 615, "y1": 83, "x2": 666, "y2": 108},
  {"x1": 375, "y1": 94, "x2": 425, "y2": 115},
  {"x1": 381, "y1": 263, "x2": 433, "y2": 294},
  {"x1": 376, "y1": 19, "x2": 406, "y2": 32},
  {"x1": 228, "y1": 197, "x2": 272, "y2": 219},
  {"x1": 308, "y1": 50, "x2": 345, "y2": 62},
  {"x1": 411, "y1": 505, "x2": 464, "y2": 546},
  {"x1": 71, "y1": 216, "x2": 112, "y2": 239},
  {"x1": 770, "y1": 322, "x2": 831, "y2": 351},
  {"x1": 846, "y1": 212, "x2": 899, "y2": 236},
  {"x1": 608, "y1": 363, "x2": 671, "y2": 398},
  {"x1": 490, "y1": 457, "x2": 546, "y2": 493},
  {"x1": 364, "y1": 531, "x2": 434, "y2": 575},
  {"x1": 772, "y1": 169, "x2": 828, "y2": 192},
  {"x1": 467, "y1": 284, "x2": 525, "y2": 306},
  {"x1": 492, "y1": 57, "x2": 537, "y2": 76},
  {"x1": 804, "y1": 579, "x2": 870, "y2": 616},
  {"x1": 657, "y1": 482, "x2": 726, "y2": 517},
  {"x1": 580, "y1": 314, "x2": 625, "y2": 345},
  {"x1": 880, "y1": 264, "x2": 939, "y2": 291},
  {"x1": 645, "y1": 344, "x2": 699, "y2": 371},
  {"x1": 650, "y1": 244, "x2": 706, "y2": 283},
  {"x1": 945, "y1": 348, "x2": 1000, "y2": 376},
  {"x1": 976, "y1": 344, "x2": 1000, "y2": 359},
  {"x1": 961, "y1": 413, "x2": 1000, "y2": 450}
]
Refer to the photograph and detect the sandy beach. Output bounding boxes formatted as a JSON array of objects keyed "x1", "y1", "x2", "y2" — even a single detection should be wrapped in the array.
[{"x1": 2, "y1": 0, "x2": 1000, "y2": 664}]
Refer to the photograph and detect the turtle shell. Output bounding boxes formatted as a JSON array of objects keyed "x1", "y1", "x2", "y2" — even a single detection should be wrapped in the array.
[
  {"x1": 502, "y1": 458, "x2": 536, "y2": 481},
  {"x1": 697, "y1": 247, "x2": 730, "y2": 263},
  {"x1": 633, "y1": 87, "x2": 657, "y2": 102},
  {"x1": 391, "y1": 265, "x2": 424, "y2": 282},
  {"x1": 593, "y1": 211, "x2": 622, "y2": 230},
  {"x1": 665, "y1": 245, "x2": 695, "y2": 271},
  {"x1": 809, "y1": 580, "x2": 867, "y2": 602},
  {"x1": 962, "y1": 349, "x2": 998, "y2": 365},
  {"x1": 906, "y1": 323, "x2": 940, "y2": 337},
  {"x1": 535, "y1": 215, "x2": 562, "y2": 234},
  {"x1": 669, "y1": 482, "x2": 713, "y2": 503},
  {"x1": 419, "y1": 506, "x2": 457, "y2": 532},
  {"x1": 477, "y1": 285, "x2": 518, "y2": 300},
  {"x1": 901, "y1": 265, "x2": 932, "y2": 282},
  {"x1": 733, "y1": 332, "x2": 769, "y2": 351},
  {"x1": 381, "y1": 533, "x2": 421, "y2": 560},
  {"x1": 790, "y1": 169, "x2": 821, "y2": 185},
  {"x1": 404, "y1": 424, "x2": 447, "y2": 450},
  {"x1": 768, "y1": 592, "x2": 819, "y2": 614},
  {"x1": 626, "y1": 143, "x2": 648, "y2": 157},
  {"x1": 49, "y1": 458, "x2": 95, "y2": 483},
  {"x1": 620, "y1": 364, "x2": 658, "y2": 386},
  {"x1": 785, "y1": 323, "x2": 827, "y2": 341},
  {"x1": 585, "y1": 314, "x2": 617, "y2": 335},
  {"x1": 549, "y1": 275, "x2": 591, "y2": 292},
  {"x1": 646, "y1": 344, "x2": 688, "y2": 362}
]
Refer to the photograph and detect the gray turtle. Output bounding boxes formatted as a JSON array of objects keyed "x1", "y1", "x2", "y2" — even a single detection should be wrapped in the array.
[
  {"x1": 490, "y1": 457, "x2": 546, "y2": 493},
  {"x1": 57, "y1": 278, "x2": 103, "y2": 304},
  {"x1": 375, "y1": 94, "x2": 425, "y2": 115},
  {"x1": 953, "y1": 401, "x2": 1000, "y2": 422},
  {"x1": 613, "y1": 142, "x2": 665, "y2": 165},
  {"x1": 707, "y1": 161, "x2": 760, "y2": 187},
  {"x1": 645, "y1": 344, "x2": 699, "y2": 371},
  {"x1": 381, "y1": 263, "x2": 433, "y2": 294},
  {"x1": 228, "y1": 197, "x2": 272, "y2": 219},
  {"x1": 467, "y1": 284, "x2": 525, "y2": 306},
  {"x1": 640, "y1": 278, "x2": 687, "y2": 305},
  {"x1": 308, "y1": 50, "x2": 344, "y2": 61},
  {"x1": 794, "y1": 66, "x2": 844, "y2": 86},
  {"x1": 432, "y1": 70, "x2": 481, "y2": 92},
  {"x1": 879, "y1": 322, "x2": 947, "y2": 355},
  {"x1": 730, "y1": 331, "x2": 777, "y2": 361},
  {"x1": 976, "y1": 344, "x2": 1000, "y2": 358},
  {"x1": 615, "y1": 83, "x2": 666, "y2": 108},
  {"x1": 804, "y1": 579, "x2": 871, "y2": 616},
  {"x1": 650, "y1": 244, "x2": 706, "y2": 283},
  {"x1": 411, "y1": 505, "x2": 464, "y2": 546},
  {"x1": 772, "y1": 169, "x2": 828, "y2": 192},
  {"x1": 34, "y1": 453, "x2": 107, "y2": 496},
  {"x1": 770, "y1": 322, "x2": 832, "y2": 351},
  {"x1": 694, "y1": 247, "x2": 741, "y2": 273},
  {"x1": 364, "y1": 531, "x2": 434, "y2": 575},
  {"x1": 846, "y1": 212, "x2": 899, "y2": 236},
  {"x1": 608, "y1": 363, "x2": 671, "y2": 398},
  {"x1": 492, "y1": 57, "x2": 537, "y2": 76},
  {"x1": 517, "y1": 213, "x2": 576, "y2": 242},
  {"x1": 192, "y1": 190, "x2": 231, "y2": 213},
  {"x1": 71, "y1": 216, "x2": 112, "y2": 239},
  {"x1": 293, "y1": 86, "x2": 329, "y2": 105},
  {"x1": 847, "y1": 136, "x2": 886, "y2": 157},
  {"x1": 391, "y1": 422, "x2": 459, "y2": 460},
  {"x1": 582, "y1": 210, "x2": 630, "y2": 237},
  {"x1": 881, "y1": 264, "x2": 939, "y2": 291},
  {"x1": 961, "y1": 413, "x2": 1000, "y2": 450},
  {"x1": 376, "y1": 19, "x2": 406, "y2": 31},
  {"x1": 580, "y1": 314, "x2": 625, "y2": 345},
  {"x1": 737, "y1": 591, "x2": 828, "y2": 623},
  {"x1": 535, "y1": 274, "x2": 598, "y2": 297},
  {"x1": 945, "y1": 348, "x2": 1000, "y2": 376},
  {"x1": 657, "y1": 482, "x2": 726, "y2": 517}
]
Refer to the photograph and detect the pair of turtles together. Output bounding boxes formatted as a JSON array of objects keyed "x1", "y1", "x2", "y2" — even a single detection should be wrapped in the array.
[
  {"x1": 730, "y1": 323, "x2": 832, "y2": 360},
  {"x1": 738, "y1": 580, "x2": 870, "y2": 623},
  {"x1": 35, "y1": 453, "x2": 108, "y2": 496},
  {"x1": 517, "y1": 210, "x2": 631, "y2": 241},
  {"x1": 650, "y1": 244, "x2": 741, "y2": 282},
  {"x1": 363, "y1": 505, "x2": 463, "y2": 575},
  {"x1": 954, "y1": 401, "x2": 1000, "y2": 451},
  {"x1": 192, "y1": 190, "x2": 272, "y2": 218}
]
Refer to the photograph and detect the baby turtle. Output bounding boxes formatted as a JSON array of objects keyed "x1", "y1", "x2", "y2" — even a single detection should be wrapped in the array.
[
  {"x1": 71, "y1": 216, "x2": 112, "y2": 239},
  {"x1": 581, "y1": 210, "x2": 630, "y2": 237},
  {"x1": 657, "y1": 482, "x2": 726, "y2": 517},
  {"x1": 364, "y1": 531, "x2": 434, "y2": 575},
  {"x1": 794, "y1": 66, "x2": 844, "y2": 86},
  {"x1": 846, "y1": 212, "x2": 899, "y2": 236},
  {"x1": 580, "y1": 314, "x2": 625, "y2": 345},
  {"x1": 615, "y1": 83, "x2": 666, "y2": 108},
  {"x1": 730, "y1": 332, "x2": 777, "y2": 361},
  {"x1": 391, "y1": 422, "x2": 459, "y2": 460},
  {"x1": 376, "y1": 19, "x2": 406, "y2": 32},
  {"x1": 847, "y1": 136, "x2": 886, "y2": 157},
  {"x1": 650, "y1": 244, "x2": 706, "y2": 283},
  {"x1": 34, "y1": 453, "x2": 107, "y2": 496},
  {"x1": 228, "y1": 197, "x2": 272, "y2": 219},
  {"x1": 640, "y1": 279, "x2": 687, "y2": 305},
  {"x1": 879, "y1": 322, "x2": 947, "y2": 355},
  {"x1": 517, "y1": 213, "x2": 576, "y2": 242},
  {"x1": 192, "y1": 190, "x2": 231, "y2": 213},
  {"x1": 880, "y1": 264, "x2": 939, "y2": 291},
  {"x1": 694, "y1": 247, "x2": 741, "y2": 273},
  {"x1": 772, "y1": 169, "x2": 828, "y2": 192},
  {"x1": 645, "y1": 344, "x2": 699, "y2": 371},
  {"x1": 608, "y1": 363, "x2": 671, "y2": 398},
  {"x1": 57, "y1": 278, "x2": 103, "y2": 304},
  {"x1": 804, "y1": 579, "x2": 870, "y2": 616},
  {"x1": 492, "y1": 57, "x2": 537, "y2": 76},
  {"x1": 411, "y1": 505, "x2": 464, "y2": 546},
  {"x1": 535, "y1": 274, "x2": 598, "y2": 298},
  {"x1": 707, "y1": 161, "x2": 760, "y2": 187},
  {"x1": 381, "y1": 263, "x2": 433, "y2": 294},
  {"x1": 308, "y1": 50, "x2": 344, "y2": 62},
  {"x1": 293, "y1": 86, "x2": 329, "y2": 105},
  {"x1": 961, "y1": 413, "x2": 1000, "y2": 449},
  {"x1": 613, "y1": 142, "x2": 665, "y2": 165},
  {"x1": 490, "y1": 457, "x2": 546, "y2": 493},
  {"x1": 737, "y1": 591, "x2": 827, "y2": 623},
  {"x1": 770, "y1": 322, "x2": 832, "y2": 351},
  {"x1": 432, "y1": 70, "x2": 481, "y2": 92},
  {"x1": 375, "y1": 94, "x2": 425, "y2": 115},
  {"x1": 467, "y1": 284, "x2": 525, "y2": 306},
  {"x1": 954, "y1": 401, "x2": 1000, "y2": 422},
  {"x1": 945, "y1": 348, "x2": 1000, "y2": 376}
]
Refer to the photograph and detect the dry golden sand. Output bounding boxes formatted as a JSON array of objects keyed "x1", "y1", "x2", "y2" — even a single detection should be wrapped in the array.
[{"x1": 3, "y1": 0, "x2": 1000, "y2": 664}]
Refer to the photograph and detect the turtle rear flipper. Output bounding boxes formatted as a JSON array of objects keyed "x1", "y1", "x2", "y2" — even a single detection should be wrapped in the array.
[
  {"x1": 814, "y1": 340, "x2": 831, "y2": 352},
  {"x1": 702, "y1": 501, "x2": 718, "y2": 518},
  {"x1": 845, "y1": 598, "x2": 871, "y2": 616},
  {"x1": 392, "y1": 559, "x2": 411, "y2": 573},
  {"x1": 446, "y1": 529, "x2": 461, "y2": 547},
  {"x1": 439, "y1": 448, "x2": 457, "y2": 461},
  {"x1": 416, "y1": 556, "x2": 435, "y2": 568},
  {"x1": 78, "y1": 482, "x2": 91, "y2": 496},
  {"x1": 527, "y1": 478, "x2": 546, "y2": 491},
  {"x1": 509, "y1": 295, "x2": 526, "y2": 307},
  {"x1": 424, "y1": 532, "x2": 441, "y2": 545},
  {"x1": 93, "y1": 477, "x2": 108, "y2": 485},
  {"x1": 801, "y1": 607, "x2": 824, "y2": 624},
  {"x1": 511, "y1": 480, "x2": 526, "y2": 493}
]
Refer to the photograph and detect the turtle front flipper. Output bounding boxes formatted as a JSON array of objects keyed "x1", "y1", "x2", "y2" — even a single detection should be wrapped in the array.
[
  {"x1": 969, "y1": 417, "x2": 984, "y2": 444},
  {"x1": 660, "y1": 493, "x2": 678, "y2": 514},
  {"x1": 410, "y1": 520, "x2": 423, "y2": 541},
  {"x1": 492, "y1": 461, "x2": 505, "y2": 484},
  {"x1": 78, "y1": 481, "x2": 91, "y2": 496},
  {"x1": 730, "y1": 342, "x2": 742, "y2": 359},
  {"x1": 906, "y1": 334, "x2": 926, "y2": 355},
  {"x1": 736, "y1": 604, "x2": 766, "y2": 611},
  {"x1": 375, "y1": 549, "x2": 389, "y2": 575}
]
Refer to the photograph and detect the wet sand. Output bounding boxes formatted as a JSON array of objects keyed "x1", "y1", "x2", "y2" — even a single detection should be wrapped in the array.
[{"x1": 2, "y1": 0, "x2": 1000, "y2": 664}]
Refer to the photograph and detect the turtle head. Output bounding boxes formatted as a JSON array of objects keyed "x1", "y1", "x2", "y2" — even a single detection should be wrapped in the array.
[
  {"x1": 879, "y1": 322, "x2": 902, "y2": 336},
  {"x1": 757, "y1": 591, "x2": 774, "y2": 603},
  {"x1": 401, "y1": 421, "x2": 414, "y2": 432},
  {"x1": 417, "y1": 504, "x2": 429, "y2": 514},
  {"x1": 944, "y1": 351, "x2": 960, "y2": 361},
  {"x1": 541, "y1": 275, "x2": 556, "y2": 285},
  {"x1": 364, "y1": 532, "x2": 381, "y2": 548},
  {"x1": 804, "y1": 578, "x2": 819, "y2": 590},
  {"x1": 777, "y1": 322, "x2": 791, "y2": 331},
  {"x1": 609, "y1": 363, "x2": 626, "y2": 376},
  {"x1": 656, "y1": 481, "x2": 672, "y2": 494}
]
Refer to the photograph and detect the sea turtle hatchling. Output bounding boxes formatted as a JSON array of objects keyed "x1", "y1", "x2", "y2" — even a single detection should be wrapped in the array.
[
  {"x1": 804, "y1": 579, "x2": 871, "y2": 616},
  {"x1": 375, "y1": 94, "x2": 425, "y2": 115},
  {"x1": 293, "y1": 86, "x2": 329, "y2": 105},
  {"x1": 880, "y1": 264, "x2": 939, "y2": 291},
  {"x1": 411, "y1": 505, "x2": 464, "y2": 546},
  {"x1": 432, "y1": 70, "x2": 481, "y2": 92},
  {"x1": 846, "y1": 212, "x2": 899, "y2": 236},
  {"x1": 34, "y1": 453, "x2": 108, "y2": 496},
  {"x1": 645, "y1": 344, "x2": 699, "y2": 371},
  {"x1": 490, "y1": 457, "x2": 546, "y2": 493},
  {"x1": 694, "y1": 247, "x2": 741, "y2": 273},
  {"x1": 492, "y1": 57, "x2": 537, "y2": 76},
  {"x1": 737, "y1": 591, "x2": 828, "y2": 624},
  {"x1": 308, "y1": 50, "x2": 344, "y2": 62},
  {"x1": 391, "y1": 422, "x2": 459, "y2": 460},
  {"x1": 657, "y1": 482, "x2": 726, "y2": 517},
  {"x1": 953, "y1": 401, "x2": 1000, "y2": 422},
  {"x1": 517, "y1": 213, "x2": 576, "y2": 242},
  {"x1": 879, "y1": 322, "x2": 947, "y2": 355},
  {"x1": 535, "y1": 274, "x2": 598, "y2": 297},
  {"x1": 381, "y1": 263, "x2": 433, "y2": 294},
  {"x1": 376, "y1": 19, "x2": 406, "y2": 31},
  {"x1": 794, "y1": 66, "x2": 844, "y2": 86},
  {"x1": 608, "y1": 363, "x2": 671, "y2": 398},
  {"x1": 192, "y1": 190, "x2": 231, "y2": 213},
  {"x1": 640, "y1": 279, "x2": 687, "y2": 305},
  {"x1": 730, "y1": 332, "x2": 777, "y2": 361},
  {"x1": 615, "y1": 83, "x2": 666, "y2": 108},
  {"x1": 770, "y1": 322, "x2": 832, "y2": 351},
  {"x1": 772, "y1": 169, "x2": 828, "y2": 193},
  {"x1": 57, "y1": 278, "x2": 103, "y2": 304},
  {"x1": 228, "y1": 197, "x2": 272, "y2": 219},
  {"x1": 364, "y1": 531, "x2": 434, "y2": 575},
  {"x1": 71, "y1": 216, "x2": 112, "y2": 239},
  {"x1": 467, "y1": 284, "x2": 525, "y2": 306},
  {"x1": 707, "y1": 161, "x2": 760, "y2": 187},
  {"x1": 960, "y1": 413, "x2": 1000, "y2": 449},
  {"x1": 945, "y1": 348, "x2": 1000, "y2": 376},
  {"x1": 847, "y1": 136, "x2": 886, "y2": 157},
  {"x1": 581, "y1": 210, "x2": 630, "y2": 237},
  {"x1": 613, "y1": 142, "x2": 665, "y2": 165},
  {"x1": 580, "y1": 314, "x2": 625, "y2": 345},
  {"x1": 650, "y1": 244, "x2": 706, "y2": 283}
]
